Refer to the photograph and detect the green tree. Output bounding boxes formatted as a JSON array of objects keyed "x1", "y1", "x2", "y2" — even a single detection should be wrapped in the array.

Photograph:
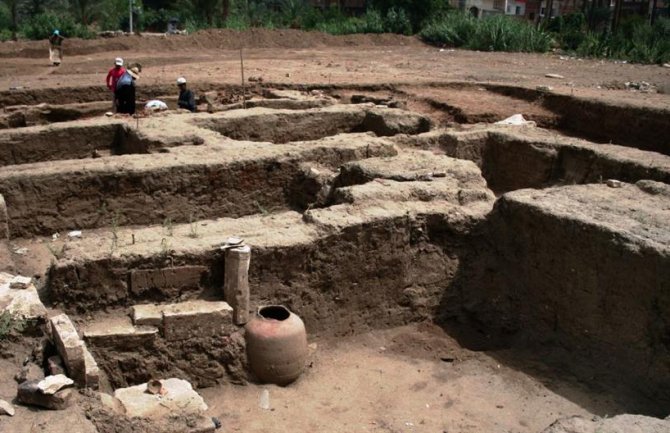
[{"x1": 2, "y1": 0, "x2": 21, "y2": 39}]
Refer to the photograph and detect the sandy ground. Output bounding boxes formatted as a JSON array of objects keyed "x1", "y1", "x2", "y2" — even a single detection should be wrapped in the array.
[
  {"x1": 200, "y1": 323, "x2": 626, "y2": 433},
  {"x1": 0, "y1": 32, "x2": 668, "y2": 110}
]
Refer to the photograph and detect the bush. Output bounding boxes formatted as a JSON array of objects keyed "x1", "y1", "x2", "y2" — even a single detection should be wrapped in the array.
[
  {"x1": 575, "y1": 17, "x2": 670, "y2": 64},
  {"x1": 384, "y1": 7, "x2": 412, "y2": 35},
  {"x1": 20, "y1": 11, "x2": 95, "y2": 39},
  {"x1": 420, "y1": 12, "x2": 477, "y2": 46},
  {"x1": 421, "y1": 12, "x2": 551, "y2": 53}
]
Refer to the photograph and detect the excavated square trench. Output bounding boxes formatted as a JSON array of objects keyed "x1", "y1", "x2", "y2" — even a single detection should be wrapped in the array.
[{"x1": 0, "y1": 85, "x2": 668, "y2": 433}]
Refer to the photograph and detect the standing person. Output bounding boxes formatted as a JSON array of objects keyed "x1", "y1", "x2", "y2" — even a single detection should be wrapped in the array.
[
  {"x1": 115, "y1": 67, "x2": 140, "y2": 115},
  {"x1": 48, "y1": 30, "x2": 65, "y2": 66},
  {"x1": 176, "y1": 77, "x2": 196, "y2": 112},
  {"x1": 106, "y1": 58, "x2": 126, "y2": 112}
]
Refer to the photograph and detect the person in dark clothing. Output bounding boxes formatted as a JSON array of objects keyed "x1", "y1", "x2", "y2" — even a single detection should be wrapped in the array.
[
  {"x1": 177, "y1": 77, "x2": 196, "y2": 112},
  {"x1": 115, "y1": 67, "x2": 139, "y2": 115}
]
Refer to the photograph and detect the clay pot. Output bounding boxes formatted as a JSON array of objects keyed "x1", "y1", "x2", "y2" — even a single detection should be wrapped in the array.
[{"x1": 245, "y1": 305, "x2": 307, "y2": 385}]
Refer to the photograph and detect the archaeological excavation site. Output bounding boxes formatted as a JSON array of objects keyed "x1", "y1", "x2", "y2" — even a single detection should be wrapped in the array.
[{"x1": 0, "y1": 39, "x2": 668, "y2": 433}]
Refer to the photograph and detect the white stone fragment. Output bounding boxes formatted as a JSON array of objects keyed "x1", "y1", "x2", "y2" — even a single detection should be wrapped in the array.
[
  {"x1": 0, "y1": 399, "x2": 14, "y2": 416},
  {"x1": 67, "y1": 230, "x2": 82, "y2": 239},
  {"x1": 10, "y1": 275, "x2": 32, "y2": 290},
  {"x1": 37, "y1": 374, "x2": 74, "y2": 395}
]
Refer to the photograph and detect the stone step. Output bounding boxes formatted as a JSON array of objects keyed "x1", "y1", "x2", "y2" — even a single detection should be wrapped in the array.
[{"x1": 80, "y1": 299, "x2": 241, "y2": 389}]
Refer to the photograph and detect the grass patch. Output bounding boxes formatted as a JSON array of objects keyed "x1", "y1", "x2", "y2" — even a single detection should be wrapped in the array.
[{"x1": 421, "y1": 12, "x2": 552, "y2": 53}]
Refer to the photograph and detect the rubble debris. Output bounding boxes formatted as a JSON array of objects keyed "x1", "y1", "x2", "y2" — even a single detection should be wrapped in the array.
[
  {"x1": 0, "y1": 272, "x2": 48, "y2": 322},
  {"x1": 541, "y1": 414, "x2": 670, "y2": 433},
  {"x1": 15, "y1": 363, "x2": 45, "y2": 384},
  {"x1": 17, "y1": 380, "x2": 74, "y2": 410},
  {"x1": 606, "y1": 179, "x2": 623, "y2": 188},
  {"x1": 0, "y1": 399, "x2": 15, "y2": 416},
  {"x1": 495, "y1": 114, "x2": 536, "y2": 126},
  {"x1": 67, "y1": 230, "x2": 82, "y2": 239},
  {"x1": 545, "y1": 73, "x2": 565, "y2": 79},
  {"x1": 112, "y1": 378, "x2": 207, "y2": 418}
]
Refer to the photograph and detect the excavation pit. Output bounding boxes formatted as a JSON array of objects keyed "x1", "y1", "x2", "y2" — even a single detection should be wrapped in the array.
[{"x1": 0, "y1": 87, "x2": 668, "y2": 433}]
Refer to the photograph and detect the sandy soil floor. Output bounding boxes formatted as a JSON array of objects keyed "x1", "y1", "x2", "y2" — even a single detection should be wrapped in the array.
[{"x1": 201, "y1": 323, "x2": 625, "y2": 433}]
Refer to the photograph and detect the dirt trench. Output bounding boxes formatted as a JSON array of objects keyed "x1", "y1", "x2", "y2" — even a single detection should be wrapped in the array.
[{"x1": 0, "y1": 85, "x2": 669, "y2": 432}]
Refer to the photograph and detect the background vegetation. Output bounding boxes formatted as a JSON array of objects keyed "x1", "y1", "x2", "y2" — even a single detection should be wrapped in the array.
[{"x1": 0, "y1": 0, "x2": 667, "y2": 64}]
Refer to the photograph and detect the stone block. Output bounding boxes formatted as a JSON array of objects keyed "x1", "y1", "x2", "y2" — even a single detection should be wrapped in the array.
[
  {"x1": 49, "y1": 314, "x2": 86, "y2": 387},
  {"x1": 129, "y1": 266, "x2": 207, "y2": 296},
  {"x1": 0, "y1": 272, "x2": 47, "y2": 321},
  {"x1": 131, "y1": 304, "x2": 163, "y2": 327},
  {"x1": 17, "y1": 380, "x2": 74, "y2": 410},
  {"x1": 83, "y1": 346, "x2": 100, "y2": 390},
  {"x1": 162, "y1": 300, "x2": 233, "y2": 341}
]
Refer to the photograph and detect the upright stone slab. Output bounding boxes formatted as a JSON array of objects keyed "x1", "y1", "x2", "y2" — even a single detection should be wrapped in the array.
[
  {"x1": 49, "y1": 314, "x2": 86, "y2": 387},
  {"x1": 224, "y1": 245, "x2": 251, "y2": 325},
  {"x1": 0, "y1": 194, "x2": 8, "y2": 239}
]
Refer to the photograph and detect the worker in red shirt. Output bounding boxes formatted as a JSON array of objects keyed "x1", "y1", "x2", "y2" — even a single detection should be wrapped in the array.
[{"x1": 106, "y1": 58, "x2": 126, "y2": 112}]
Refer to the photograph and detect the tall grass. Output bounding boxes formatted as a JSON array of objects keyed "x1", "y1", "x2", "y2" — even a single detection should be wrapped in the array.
[
  {"x1": 421, "y1": 12, "x2": 552, "y2": 53},
  {"x1": 576, "y1": 17, "x2": 670, "y2": 64}
]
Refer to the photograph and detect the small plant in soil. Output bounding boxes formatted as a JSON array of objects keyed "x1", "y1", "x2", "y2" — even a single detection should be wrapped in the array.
[
  {"x1": 255, "y1": 201, "x2": 269, "y2": 216},
  {"x1": 0, "y1": 311, "x2": 26, "y2": 341},
  {"x1": 45, "y1": 242, "x2": 66, "y2": 260},
  {"x1": 160, "y1": 238, "x2": 171, "y2": 256},
  {"x1": 188, "y1": 213, "x2": 199, "y2": 239},
  {"x1": 163, "y1": 217, "x2": 174, "y2": 237}
]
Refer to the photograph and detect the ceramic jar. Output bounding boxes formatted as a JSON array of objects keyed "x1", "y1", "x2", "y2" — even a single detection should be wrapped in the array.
[{"x1": 244, "y1": 305, "x2": 308, "y2": 385}]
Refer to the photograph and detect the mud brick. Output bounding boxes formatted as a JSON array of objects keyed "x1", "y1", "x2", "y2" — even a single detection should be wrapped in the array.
[
  {"x1": 129, "y1": 266, "x2": 207, "y2": 296},
  {"x1": 162, "y1": 300, "x2": 233, "y2": 341},
  {"x1": 49, "y1": 314, "x2": 86, "y2": 387}
]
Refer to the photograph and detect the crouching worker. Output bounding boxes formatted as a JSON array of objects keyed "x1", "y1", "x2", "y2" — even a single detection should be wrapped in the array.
[
  {"x1": 116, "y1": 67, "x2": 140, "y2": 115},
  {"x1": 177, "y1": 77, "x2": 196, "y2": 112}
]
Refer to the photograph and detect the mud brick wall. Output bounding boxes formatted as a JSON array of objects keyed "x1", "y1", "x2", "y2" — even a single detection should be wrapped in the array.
[
  {"x1": 0, "y1": 123, "x2": 122, "y2": 166},
  {"x1": 465, "y1": 193, "x2": 670, "y2": 404},
  {"x1": 48, "y1": 210, "x2": 484, "y2": 336}
]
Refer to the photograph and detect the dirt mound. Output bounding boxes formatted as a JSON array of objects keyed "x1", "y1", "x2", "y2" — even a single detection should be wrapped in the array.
[{"x1": 0, "y1": 28, "x2": 422, "y2": 58}]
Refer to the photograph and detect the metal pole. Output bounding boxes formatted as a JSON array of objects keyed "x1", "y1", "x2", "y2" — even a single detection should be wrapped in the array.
[
  {"x1": 240, "y1": 48, "x2": 246, "y2": 109},
  {"x1": 129, "y1": 0, "x2": 133, "y2": 34}
]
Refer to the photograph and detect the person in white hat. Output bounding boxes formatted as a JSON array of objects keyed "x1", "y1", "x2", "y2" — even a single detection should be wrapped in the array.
[
  {"x1": 176, "y1": 77, "x2": 196, "y2": 112},
  {"x1": 106, "y1": 58, "x2": 126, "y2": 112}
]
